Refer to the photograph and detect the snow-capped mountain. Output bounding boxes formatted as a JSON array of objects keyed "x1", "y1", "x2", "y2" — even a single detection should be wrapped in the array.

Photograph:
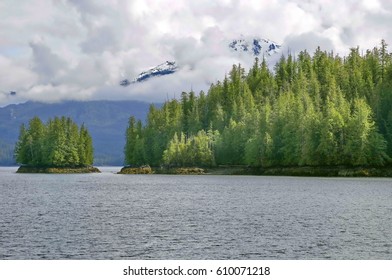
[
  {"x1": 120, "y1": 37, "x2": 281, "y2": 86},
  {"x1": 229, "y1": 37, "x2": 281, "y2": 57},
  {"x1": 120, "y1": 61, "x2": 178, "y2": 86}
]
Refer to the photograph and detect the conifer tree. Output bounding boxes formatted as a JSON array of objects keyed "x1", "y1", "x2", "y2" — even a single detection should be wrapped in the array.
[
  {"x1": 15, "y1": 116, "x2": 94, "y2": 167},
  {"x1": 124, "y1": 116, "x2": 137, "y2": 165}
]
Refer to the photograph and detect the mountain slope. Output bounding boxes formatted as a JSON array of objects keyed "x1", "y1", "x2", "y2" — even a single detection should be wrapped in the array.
[
  {"x1": 120, "y1": 61, "x2": 178, "y2": 86},
  {"x1": 0, "y1": 100, "x2": 154, "y2": 165}
]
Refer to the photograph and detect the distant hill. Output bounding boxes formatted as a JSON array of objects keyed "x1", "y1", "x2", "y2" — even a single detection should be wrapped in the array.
[{"x1": 0, "y1": 100, "x2": 154, "y2": 166}]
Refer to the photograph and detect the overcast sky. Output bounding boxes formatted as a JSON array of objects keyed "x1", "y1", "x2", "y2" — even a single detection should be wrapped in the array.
[{"x1": 1, "y1": 0, "x2": 392, "y2": 106}]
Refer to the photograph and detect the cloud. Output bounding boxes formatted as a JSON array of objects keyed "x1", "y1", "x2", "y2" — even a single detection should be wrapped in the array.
[
  {"x1": 1, "y1": 0, "x2": 392, "y2": 106},
  {"x1": 79, "y1": 25, "x2": 120, "y2": 53},
  {"x1": 23, "y1": 84, "x2": 96, "y2": 103},
  {"x1": 29, "y1": 41, "x2": 67, "y2": 83},
  {"x1": 0, "y1": 55, "x2": 38, "y2": 105},
  {"x1": 282, "y1": 32, "x2": 335, "y2": 55}
]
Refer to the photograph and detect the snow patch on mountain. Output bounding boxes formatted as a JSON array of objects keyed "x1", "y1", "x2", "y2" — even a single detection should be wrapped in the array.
[
  {"x1": 229, "y1": 36, "x2": 281, "y2": 57},
  {"x1": 120, "y1": 61, "x2": 178, "y2": 86}
]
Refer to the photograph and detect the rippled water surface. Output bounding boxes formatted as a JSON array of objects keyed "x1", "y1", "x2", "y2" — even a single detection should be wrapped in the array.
[{"x1": 1, "y1": 166, "x2": 391, "y2": 259}]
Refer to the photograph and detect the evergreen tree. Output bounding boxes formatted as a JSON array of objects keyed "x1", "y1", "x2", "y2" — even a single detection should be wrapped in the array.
[
  {"x1": 15, "y1": 116, "x2": 94, "y2": 167},
  {"x1": 27, "y1": 117, "x2": 46, "y2": 165},
  {"x1": 124, "y1": 116, "x2": 137, "y2": 165},
  {"x1": 14, "y1": 124, "x2": 29, "y2": 164},
  {"x1": 79, "y1": 124, "x2": 94, "y2": 166}
]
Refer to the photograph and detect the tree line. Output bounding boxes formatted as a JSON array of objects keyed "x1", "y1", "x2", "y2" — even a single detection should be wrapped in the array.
[
  {"x1": 14, "y1": 116, "x2": 93, "y2": 167},
  {"x1": 124, "y1": 41, "x2": 392, "y2": 168}
]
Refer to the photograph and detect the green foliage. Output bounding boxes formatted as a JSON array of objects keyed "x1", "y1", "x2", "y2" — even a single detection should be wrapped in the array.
[
  {"x1": 79, "y1": 124, "x2": 94, "y2": 166},
  {"x1": 215, "y1": 119, "x2": 247, "y2": 165},
  {"x1": 163, "y1": 130, "x2": 217, "y2": 167},
  {"x1": 124, "y1": 41, "x2": 392, "y2": 168},
  {"x1": 14, "y1": 116, "x2": 94, "y2": 167}
]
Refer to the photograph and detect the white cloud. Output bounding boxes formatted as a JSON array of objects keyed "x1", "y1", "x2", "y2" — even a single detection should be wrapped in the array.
[
  {"x1": 1, "y1": 0, "x2": 392, "y2": 106},
  {"x1": 29, "y1": 41, "x2": 68, "y2": 83},
  {"x1": 0, "y1": 55, "x2": 38, "y2": 105}
]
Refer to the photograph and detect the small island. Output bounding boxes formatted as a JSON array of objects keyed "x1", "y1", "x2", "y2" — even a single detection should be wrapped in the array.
[{"x1": 14, "y1": 116, "x2": 100, "y2": 173}]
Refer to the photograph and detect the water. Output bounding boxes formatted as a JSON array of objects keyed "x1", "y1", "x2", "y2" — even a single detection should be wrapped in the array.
[{"x1": 0, "y1": 166, "x2": 391, "y2": 259}]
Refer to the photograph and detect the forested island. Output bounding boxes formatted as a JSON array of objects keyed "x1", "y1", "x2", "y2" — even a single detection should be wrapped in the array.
[
  {"x1": 14, "y1": 116, "x2": 100, "y2": 173},
  {"x1": 120, "y1": 41, "x2": 392, "y2": 176}
]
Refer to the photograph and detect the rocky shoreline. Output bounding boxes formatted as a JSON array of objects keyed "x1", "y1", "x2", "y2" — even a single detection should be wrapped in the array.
[
  {"x1": 117, "y1": 165, "x2": 153, "y2": 174},
  {"x1": 16, "y1": 166, "x2": 101, "y2": 174},
  {"x1": 118, "y1": 166, "x2": 205, "y2": 175},
  {"x1": 256, "y1": 166, "x2": 392, "y2": 177},
  {"x1": 15, "y1": 165, "x2": 392, "y2": 177},
  {"x1": 117, "y1": 165, "x2": 392, "y2": 177}
]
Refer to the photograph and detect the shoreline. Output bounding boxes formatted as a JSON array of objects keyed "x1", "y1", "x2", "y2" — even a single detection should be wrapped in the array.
[
  {"x1": 16, "y1": 166, "x2": 101, "y2": 174},
  {"x1": 9, "y1": 165, "x2": 392, "y2": 177},
  {"x1": 118, "y1": 165, "x2": 392, "y2": 177},
  {"x1": 250, "y1": 166, "x2": 392, "y2": 177}
]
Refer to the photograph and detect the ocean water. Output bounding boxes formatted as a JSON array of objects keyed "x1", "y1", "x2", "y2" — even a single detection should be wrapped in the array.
[{"x1": 0, "y1": 166, "x2": 391, "y2": 259}]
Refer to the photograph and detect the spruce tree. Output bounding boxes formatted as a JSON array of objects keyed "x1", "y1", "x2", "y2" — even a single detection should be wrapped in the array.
[{"x1": 15, "y1": 116, "x2": 94, "y2": 167}]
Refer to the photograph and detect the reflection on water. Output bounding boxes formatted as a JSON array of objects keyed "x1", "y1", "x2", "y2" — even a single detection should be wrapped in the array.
[{"x1": 0, "y1": 167, "x2": 391, "y2": 259}]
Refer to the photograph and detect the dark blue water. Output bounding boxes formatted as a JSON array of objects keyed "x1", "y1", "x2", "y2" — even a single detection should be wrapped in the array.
[{"x1": 0, "y1": 167, "x2": 391, "y2": 259}]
